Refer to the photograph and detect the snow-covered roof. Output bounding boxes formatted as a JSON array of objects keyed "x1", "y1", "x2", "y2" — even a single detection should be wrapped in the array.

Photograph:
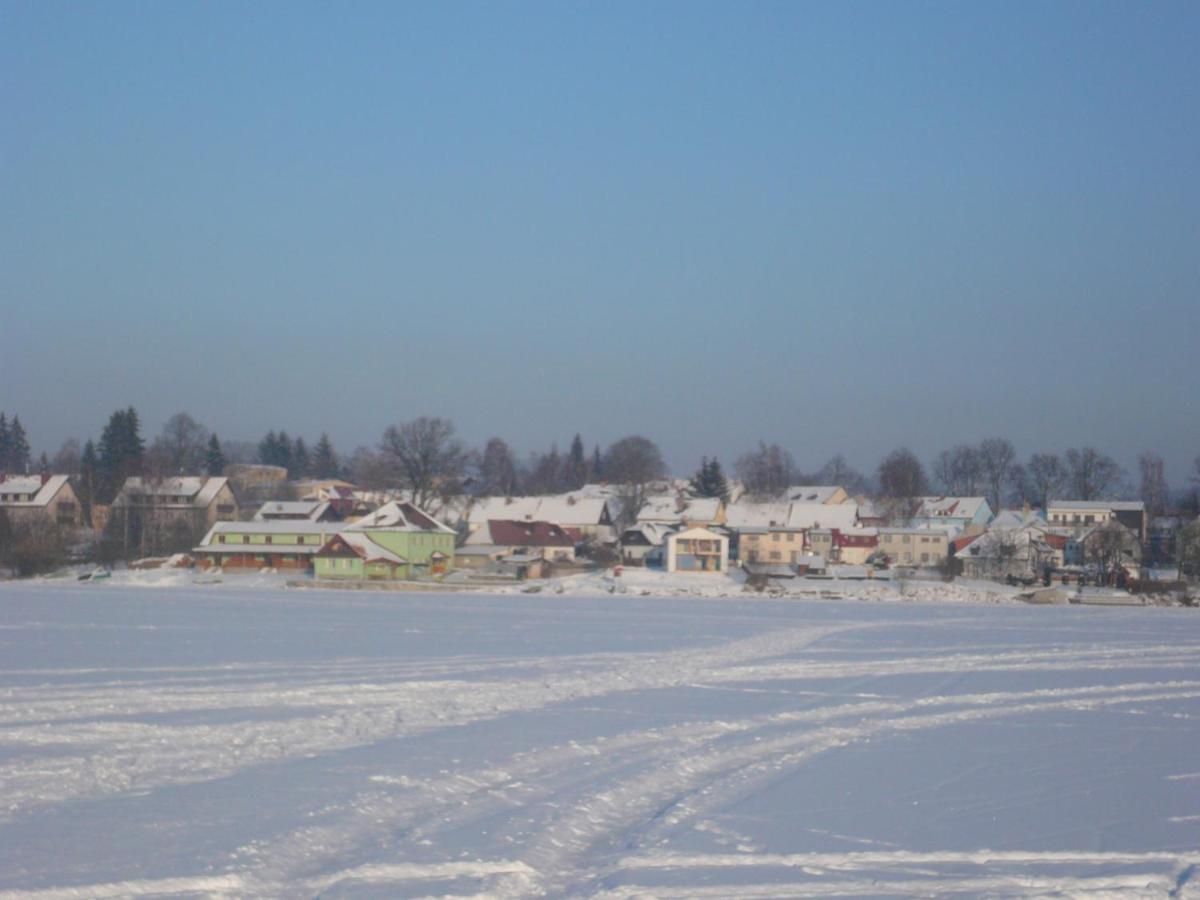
[
  {"x1": 636, "y1": 496, "x2": 722, "y2": 524},
  {"x1": 254, "y1": 500, "x2": 330, "y2": 521},
  {"x1": 916, "y1": 497, "x2": 991, "y2": 520},
  {"x1": 466, "y1": 494, "x2": 612, "y2": 527},
  {"x1": 786, "y1": 503, "x2": 858, "y2": 531},
  {"x1": 116, "y1": 476, "x2": 231, "y2": 508},
  {"x1": 0, "y1": 474, "x2": 71, "y2": 507},
  {"x1": 961, "y1": 528, "x2": 1053, "y2": 559},
  {"x1": 346, "y1": 501, "x2": 455, "y2": 534},
  {"x1": 990, "y1": 509, "x2": 1045, "y2": 530},
  {"x1": 782, "y1": 485, "x2": 843, "y2": 504},
  {"x1": 723, "y1": 502, "x2": 791, "y2": 529},
  {"x1": 328, "y1": 532, "x2": 408, "y2": 565},
  {"x1": 620, "y1": 522, "x2": 677, "y2": 546}
]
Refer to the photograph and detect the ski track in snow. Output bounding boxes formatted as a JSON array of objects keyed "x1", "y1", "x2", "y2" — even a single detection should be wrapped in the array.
[{"x1": 1, "y1": 584, "x2": 1199, "y2": 897}]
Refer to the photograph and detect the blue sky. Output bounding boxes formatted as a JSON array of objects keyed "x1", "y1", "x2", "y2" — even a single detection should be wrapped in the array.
[{"x1": 2, "y1": 1, "x2": 1197, "y2": 480}]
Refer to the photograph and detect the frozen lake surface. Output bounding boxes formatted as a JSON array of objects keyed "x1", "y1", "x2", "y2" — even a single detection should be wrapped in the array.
[{"x1": 1, "y1": 582, "x2": 1199, "y2": 897}]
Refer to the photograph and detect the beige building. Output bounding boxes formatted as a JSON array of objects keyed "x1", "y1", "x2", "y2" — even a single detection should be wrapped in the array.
[
  {"x1": 665, "y1": 527, "x2": 729, "y2": 573},
  {"x1": 0, "y1": 474, "x2": 82, "y2": 529},
  {"x1": 739, "y1": 527, "x2": 808, "y2": 564},
  {"x1": 1047, "y1": 501, "x2": 1147, "y2": 543},
  {"x1": 878, "y1": 528, "x2": 950, "y2": 567},
  {"x1": 113, "y1": 476, "x2": 239, "y2": 531}
]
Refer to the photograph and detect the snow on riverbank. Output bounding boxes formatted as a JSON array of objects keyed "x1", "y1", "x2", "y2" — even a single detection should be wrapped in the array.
[
  {"x1": 1, "y1": 584, "x2": 1199, "y2": 897},
  {"x1": 18, "y1": 563, "x2": 1039, "y2": 607},
  {"x1": 511, "y1": 566, "x2": 1028, "y2": 605}
]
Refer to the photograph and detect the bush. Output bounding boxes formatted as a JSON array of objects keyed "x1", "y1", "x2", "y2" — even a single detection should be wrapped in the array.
[{"x1": 0, "y1": 519, "x2": 67, "y2": 577}]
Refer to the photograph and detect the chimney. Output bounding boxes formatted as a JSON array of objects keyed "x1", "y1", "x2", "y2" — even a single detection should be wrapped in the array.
[{"x1": 40, "y1": 468, "x2": 50, "y2": 486}]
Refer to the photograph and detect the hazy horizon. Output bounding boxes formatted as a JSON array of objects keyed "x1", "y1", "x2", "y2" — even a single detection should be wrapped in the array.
[{"x1": 3, "y1": 1, "x2": 1197, "y2": 482}]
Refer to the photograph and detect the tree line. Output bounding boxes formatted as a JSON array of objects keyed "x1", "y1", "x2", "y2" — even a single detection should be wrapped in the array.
[
  {"x1": 13, "y1": 409, "x2": 1200, "y2": 519},
  {"x1": 5, "y1": 407, "x2": 1200, "y2": 578}
]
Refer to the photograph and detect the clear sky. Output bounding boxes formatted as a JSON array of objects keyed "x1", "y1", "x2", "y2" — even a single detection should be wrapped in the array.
[{"x1": 2, "y1": 1, "x2": 1197, "y2": 480}]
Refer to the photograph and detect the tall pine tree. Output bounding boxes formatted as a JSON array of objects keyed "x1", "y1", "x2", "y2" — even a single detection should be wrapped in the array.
[
  {"x1": 0, "y1": 414, "x2": 9, "y2": 472},
  {"x1": 7, "y1": 416, "x2": 30, "y2": 473},
  {"x1": 313, "y1": 433, "x2": 338, "y2": 479},
  {"x1": 690, "y1": 456, "x2": 730, "y2": 502},
  {"x1": 206, "y1": 435, "x2": 226, "y2": 476},
  {"x1": 292, "y1": 437, "x2": 310, "y2": 480},
  {"x1": 97, "y1": 408, "x2": 145, "y2": 502},
  {"x1": 564, "y1": 434, "x2": 587, "y2": 489}
]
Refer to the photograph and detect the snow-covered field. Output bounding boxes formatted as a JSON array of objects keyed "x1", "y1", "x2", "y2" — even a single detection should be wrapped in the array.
[{"x1": 1, "y1": 580, "x2": 1199, "y2": 898}]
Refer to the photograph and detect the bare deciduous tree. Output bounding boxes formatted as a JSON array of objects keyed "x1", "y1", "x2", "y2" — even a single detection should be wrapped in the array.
[
  {"x1": 978, "y1": 437, "x2": 1017, "y2": 514},
  {"x1": 380, "y1": 417, "x2": 469, "y2": 510},
  {"x1": 932, "y1": 444, "x2": 982, "y2": 496},
  {"x1": 603, "y1": 436, "x2": 666, "y2": 525},
  {"x1": 814, "y1": 454, "x2": 868, "y2": 494},
  {"x1": 735, "y1": 441, "x2": 795, "y2": 499},
  {"x1": 150, "y1": 412, "x2": 210, "y2": 475},
  {"x1": 1138, "y1": 452, "x2": 1169, "y2": 518},
  {"x1": 477, "y1": 437, "x2": 520, "y2": 496},
  {"x1": 1023, "y1": 452, "x2": 1065, "y2": 509},
  {"x1": 1065, "y1": 447, "x2": 1123, "y2": 500},
  {"x1": 877, "y1": 448, "x2": 927, "y2": 501}
]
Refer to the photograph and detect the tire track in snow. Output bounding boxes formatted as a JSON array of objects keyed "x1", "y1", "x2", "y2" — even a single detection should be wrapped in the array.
[
  {"x1": 6, "y1": 614, "x2": 1200, "y2": 897},
  {"x1": 0, "y1": 623, "x2": 852, "y2": 821}
]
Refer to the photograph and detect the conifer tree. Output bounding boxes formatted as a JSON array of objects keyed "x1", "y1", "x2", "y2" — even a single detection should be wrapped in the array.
[
  {"x1": 591, "y1": 445, "x2": 603, "y2": 482},
  {"x1": 292, "y1": 437, "x2": 310, "y2": 480},
  {"x1": 97, "y1": 408, "x2": 144, "y2": 502},
  {"x1": 276, "y1": 431, "x2": 294, "y2": 475},
  {"x1": 564, "y1": 434, "x2": 588, "y2": 490},
  {"x1": 257, "y1": 431, "x2": 279, "y2": 467},
  {"x1": 0, "y1": 414, "x2": 9, "y2": 472},
  {"x1": 690, "y1": 456, "x2": 730, "y2": 502},
  {"x1": 313, "y1": 433, "x2": 339, "y2": 479},
  {"x1": 206, "y1": 435, "x2": 226, "y2": 476},
  {"x1": 7, "y1": 416, "x2": 30, "y2": 473}
]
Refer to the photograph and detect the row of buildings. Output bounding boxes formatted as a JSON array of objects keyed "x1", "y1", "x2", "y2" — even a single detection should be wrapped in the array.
[{"x1": 0, "y1": 468, "x2": 1186, "y2": 584}]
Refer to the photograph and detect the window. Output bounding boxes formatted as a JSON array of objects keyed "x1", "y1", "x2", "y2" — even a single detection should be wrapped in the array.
[
  {"x1": 265, "y1": 536, "x2": 272, "y2": 544},
  {"x1": 772, "y1": 533, "x2": 780, "y2": 542},
  {"x1": 921, "y1": 536, "x2": 929, "y2": 543},
  {"x1": 770, "y1": 551, "x2": 781, "y2": 561},
  {"x1": 921, "y1": 553, "x2": 929, "y2": 563},
  {"x1": 243, "y1": 536, "x2": 250, "y2": 544},
  {"x1": 297, "y1": 536, "x2": 305, "y2": 545},
  {"x1": 903, "y1": 535, "x2": 911, "y2": 544},
  {"x1": 218, "y1": 535, "x2": 226, "y2": 544}
]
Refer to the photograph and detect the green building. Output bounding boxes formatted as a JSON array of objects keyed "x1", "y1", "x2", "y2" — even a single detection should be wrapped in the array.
[
  {"x1": 313, "y1": 501, "x2": 455, "y2": 581},
  {"x1": 194, "y1": 521, "x2": 339, "y2": 571}
]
